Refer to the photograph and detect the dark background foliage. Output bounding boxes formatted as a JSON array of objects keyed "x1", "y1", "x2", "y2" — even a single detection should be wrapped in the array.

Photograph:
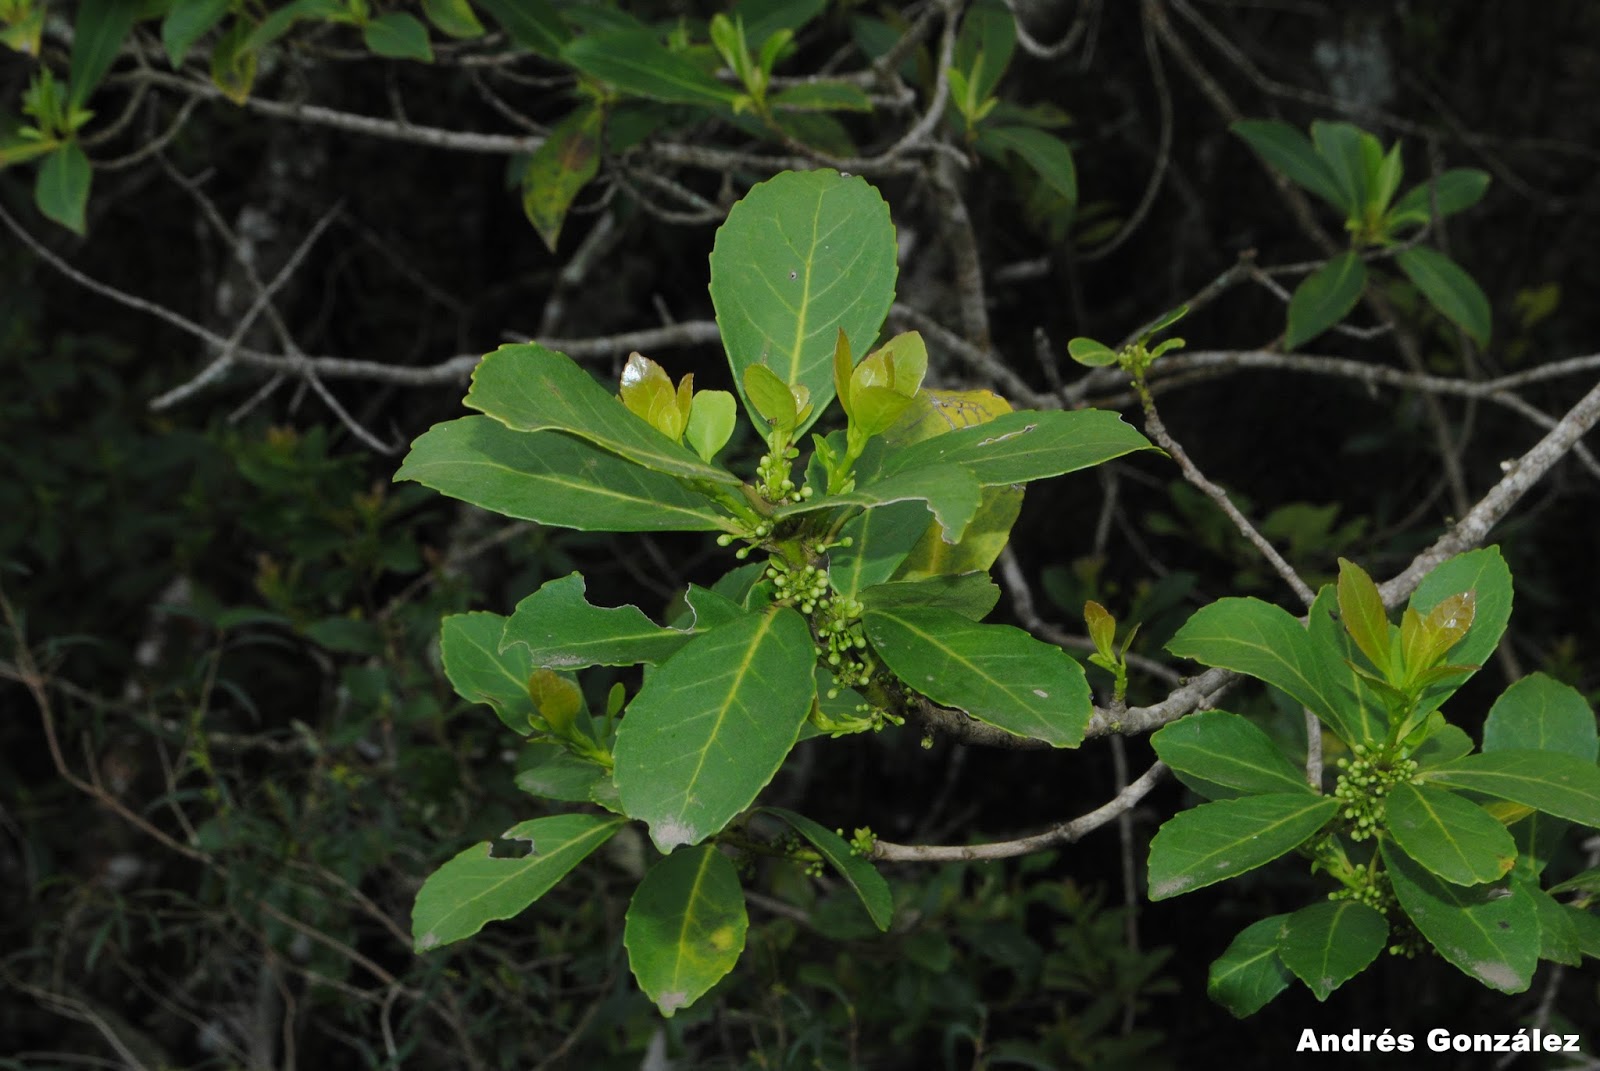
[{"x1": 3, "y1": 1, "x2": 1599, "y2": 1067}]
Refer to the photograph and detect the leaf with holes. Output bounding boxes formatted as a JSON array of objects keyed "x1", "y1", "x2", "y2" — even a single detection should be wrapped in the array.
[{"x1": 412, "y1": 813, "x2": 624, "y2": 950}]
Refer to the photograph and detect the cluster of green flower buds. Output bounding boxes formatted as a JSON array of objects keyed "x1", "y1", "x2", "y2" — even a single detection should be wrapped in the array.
[
  {"x1": 1328, "y1": 859, "x2": 1395, "y2": 915},
  {"x1": 716, "y1": 518, "x2": 776, "y2": 559},
  {"x1": 1333, "y1": 745, "x2": 1419, "y2": 842},
  {"x1": 754, "y1": 444, "x2": 811, "y2": 505}
]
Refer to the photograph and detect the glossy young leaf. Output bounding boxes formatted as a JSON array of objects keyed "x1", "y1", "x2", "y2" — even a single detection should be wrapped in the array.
[
  {"x1": 1335, "y1": 558, "x2": 1392, "y2": 679},
  {"x1": 1231, "y1": 119, "x2": 1348, "y2": 212},
  {"x1": 500, "y1": 573, "x2": 699, "y2": 670},
  {"x1": 1166, "y1": 597, "x2": 1354, "y2": 743},
  {"x1": 614, "y1": 608, "x2": 816, "y2": 853},
  {"x1": 1208, "y1": 915, "x2": 1295, "y2": 1018},
  {"x1": 564, "y1": 30, "x2": 740, "y2": 106},
  {"x1": 364, "y1": 12, "x2": 434, "y2": 61},
  {"x1": 625, "y1": 845, "x2": 748, "y2": 1017},
  {"x1": 710, "y1": 169, "x2": 897, "y2": 434},
  {"x1": 1067, "y1": 337, "x2": 1118, "y2": 367},
  {"x1": 742, "y1": 363, "x2": 799, "y2": 430},
  {"x1": 858, "y1": 573, "x2": 1000, "y2": 622},
  {"x1": 1396, "y1": 246, "x2": 1492, "y2": 346},
  {"x1": 878, "y1": 409, "x2": 1155, "y2": 487},
  {"x1": 1483, "y1": 673, "x2": 1598, "y2": 761},
  {"x1": 412, "y1": 813, "x2": 624, "y2": 950},
  {"x1": 1275, "y1": 901, "x2": 1388, "y2": 1001},
  {"x1": 1285, "y1": 252, "x2": 1367, "y2": 350},
  {"x1": 1382, "y1": 843, "x2": 1538, "y2": 993},
  {"x1": 778, "y1": 465, "x2": 983, "y2": 544},
  {"x1": 1383, "y1": 783, "x2": 1516, "y2": 886},
  {"x1": 439, "y1": 612, "x2": 540, "y2": 734},
  {"x1": 1151, "y1": 710, "x2": 1312, "y2": 800},
  {"x1": 685, "y1": 390, "x2": 738, "y2": 462},
  {"x1": 863, "y1": 606, "x2": 1091, "y2": 746},
  {"x1": 467, "y1": 344, "x2": 739, "y2": 486},
  {"x1": 163, "y1": 0, "x2": 232, "y2": 66},
  {"x1": 1146, "y1": 794, "x2": 1338, "y2": 900},
  {"x1": 1419, "y1": 750, "x2": 1600, "y2": 828},
  {"x1": 521, "y1": 105, "x2": 603, "y2": 251},
  {"x1": 1405, "y1": 547, "x2": 1511, "y2": 712},
  {"x1": 1388, "y1": 169, "x2": 1491, "y2": 228},
  {"x1": 762, "y1": 807, "x2": 892, "y2": 930},
  {"x1": 34, "y1": 141, "x2": 90, "y2": 234},
  {"x1": 395, "y1": 417, "x2": 735, "y2": 532}
]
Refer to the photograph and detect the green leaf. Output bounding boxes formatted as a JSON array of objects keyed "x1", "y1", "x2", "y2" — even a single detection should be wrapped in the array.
[
  {"x1": 1335, "y1": 558, "x2": 1392, "y2": 679},
  {"x1": 1483, "y1": 673, "x2": 1597, "y2": 762},
  {"x1": 742, "y1": 363, "x2": 799, "y2": 430},
  {"x1": 1382, "y1": 842, "x2": 1538, "y2": 993},
  {"x1": 1396, "y1": 246, "x2": 1492, "y2": 346},
  {"x1": 466, "y1": 344, "x2": 740, "y2": 486},
  {"x1": 1231, "y1": 119, "x2": 1348, "y2": 212},
  {"x1": 858, "y1": 573, "x2": 1000, "y2": 622},
  {"x1": 1208, "y1": 915, "x2": 1294, "y2": 1018},
  {"x1": 395, "y1": 416, "x2": 734, "y2": 533},
  {"x1": 1166, "y1": 598, "x2": 1353, "y2": 744},
  {"x1": 1146, "y1": 794, "x2": 1338, "y2": 900},
  {"x1": 828, "y1": 501, "x2": 929, "y2": 602},
  {"x1": 1525, "y1": 881, "x2": 1583, "y2": 966},
  {"x1": 779, "y1": 465, "x2": 982, "y2": 545},
  {"x1": 520, "y1": 106, "x2": 603, "y2": 251},
  {"x1": 625, "y1": 844, "x2": 748, "y2": 1017},
  {"x1": 363, "y1": 12, "x2": 433, "y2": 61},
  {"x1": 440, "y1": 612, "x2": 540, "y2": 734},
  {"x1": 614, "y1": 608, "x2": 816, "y2": 852},
  {"x1": 686, "y1": 390, "x2": 738, "y2": 463},
  {"x1": 977, "y1": 125, "x2": 1077, "y2": 206},
  {"x1": 564, "y1": 30, "x2": 740, "y2": 106},
  {"x1": 953, "y1": 0, "x2": 1014, "y2": 103},
  {"x1": 1568, "y1": 906, "x2": 1600, "y2": 959},
  {"x1": 878, "y1": 409, "x2": 1155, "y2": 487},
  {"x1": 422, "y1": 0, "x2": 486, "y2": 38},
  {"x1": 162, "y1": 0, "x2": 232, "y2": 66},
  {"x1": 68, "y1": 0, "x2": 137, "y2": 110},
  {"x1": 0, "y1": 134, "x2": 58, "y2": 170},
  {"x1": 1419, "y1": 750, "x2": 1600, "y2": 828},
  {"x1": 516, "y1": 743, "x2": 605, "y2": 803},
  {"x1": 762, "y1": 807, "x2": 892, "y2": 930},
  {"x1": 1384, "y1": 783, "x2": 1516, "y2": 885},
  {"x1": 1275, "y1": 901, "x2": 1388, "y2": 1000},
  {"x1": 209, "y1": 18, "x2": 257, "y2": 103},
  {"x1": 894, "y1": 486, "x2": 1023, "y2": 582},
  {"x1": 771, "y1": 82, "x2": 872, "y2": 112},
  {"x1": 1151, "y1": 710, "x2": 1312, "y2": 800},
  {"x1": 34, "y1": 141, "x2": 91, "y2": 234},
  {"x1": 1310, "y1": 121, "x2": 1368, "y2": 214},
  {"x1": 1285, "y1": 252, "x2": 1367, "y2": 350},
  {"x1": 863, "y1": 606, "x2": 1091, "y2": 747},
  {"x1": 1307, "y1": 584, "x2": 1389, "y2": 747},
  {"x1": 500, "y1": 573, "x2": 700, "y2": 670},
  {"x1": 1388, "y1": 169, "x2": 1491, "y2": 228},
  {"x1": 1067, "y1": 337, "x2": 1118, "y2": 367},
  {"x1": 734, "y1": 0, "x2": 826, "y2": 44},
  {"x1": 1405, "y1": 547, "x2": 1511, "y2": 711},
  {"x1": 710, "y1": 169, "x2": 897, "y2": 435},
  {"x1": 413, "y1": 813, "x2": 624, "y2": 950},
  {"x1": 476, "y1": 0, "x2": 570, "y2": 56}
]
